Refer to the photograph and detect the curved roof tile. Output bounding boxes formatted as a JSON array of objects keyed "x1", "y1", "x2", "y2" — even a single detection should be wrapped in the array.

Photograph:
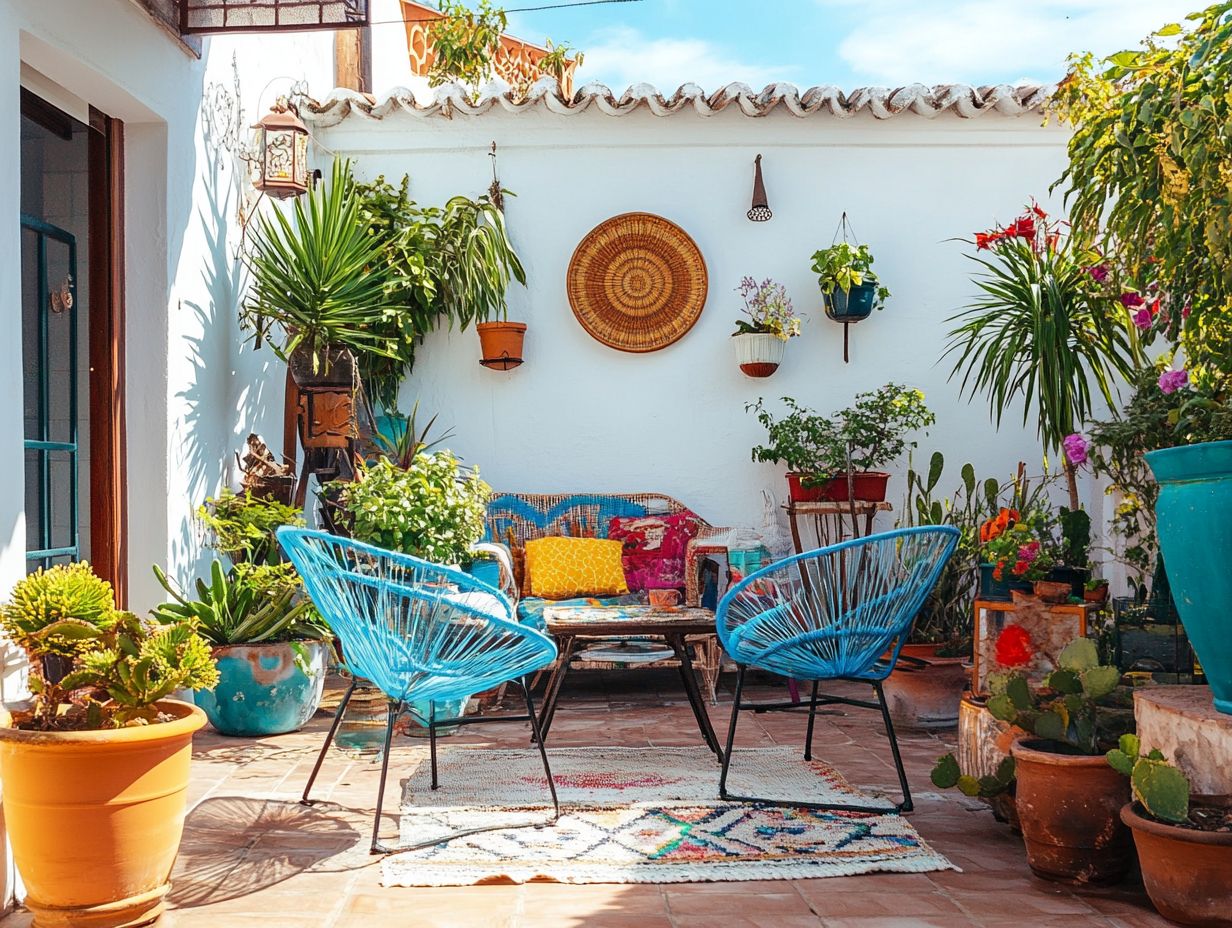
[{"x1": 300, "y1": 78, "x2": 1054, "y2": 127}]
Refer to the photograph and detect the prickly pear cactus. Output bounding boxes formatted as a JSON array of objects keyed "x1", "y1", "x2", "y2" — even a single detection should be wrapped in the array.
[
  {"x1": 931, "y1": 753, "x2": 1015, "y2": 798},
  {"x1": 1105, "y1": 734, "x2": 1191, "y2": 825}
]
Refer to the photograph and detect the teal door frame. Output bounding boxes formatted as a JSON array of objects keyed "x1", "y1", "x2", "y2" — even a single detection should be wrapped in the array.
[{"x1": 21, "y1": 212, "x2": 80, "y2": 568}]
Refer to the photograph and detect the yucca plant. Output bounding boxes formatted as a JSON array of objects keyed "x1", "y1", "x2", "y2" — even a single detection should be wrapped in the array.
[
  {"x1": 944, "y1": 203, "x2": 1141, "y2": 508},
  {"x1": 241, "y1": 158, "x2": 405, "y2": 374},
  {"x1": 152, "y1": 561, "x2": 329, "y2": 647}
]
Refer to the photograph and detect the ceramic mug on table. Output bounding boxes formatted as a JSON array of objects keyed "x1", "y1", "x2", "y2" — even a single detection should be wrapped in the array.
[{"x1": 648, "y1": 588, "x2": 680, "y2": 609}]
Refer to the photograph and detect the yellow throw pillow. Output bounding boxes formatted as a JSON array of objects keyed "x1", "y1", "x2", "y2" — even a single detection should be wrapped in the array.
[{"x1": 524, "y1": 537, "x2": 629, "y2": 599}]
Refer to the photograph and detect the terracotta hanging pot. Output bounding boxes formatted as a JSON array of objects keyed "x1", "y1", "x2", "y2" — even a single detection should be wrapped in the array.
[
  {"x1": 477, "y1": 321, "x2": 526, "y2": 370},
  {"x1": 732, "y1": 332, "x2": 786, "y2": 377}
]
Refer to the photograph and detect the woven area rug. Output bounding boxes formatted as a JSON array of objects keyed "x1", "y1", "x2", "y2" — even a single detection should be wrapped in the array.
[{"x1": 380, "y1": 746, "x2": 955, "y2": 886}]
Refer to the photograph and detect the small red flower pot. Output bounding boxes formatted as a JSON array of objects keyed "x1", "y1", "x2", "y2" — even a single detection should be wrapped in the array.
[{"x1": 786, "y1": 472, "x2": 890, "y2": 503}]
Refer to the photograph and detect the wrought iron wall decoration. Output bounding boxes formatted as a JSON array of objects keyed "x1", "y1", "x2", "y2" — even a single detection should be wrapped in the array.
[{"x1": 566, "y1": 213, "x2": 708, "y2": 353}]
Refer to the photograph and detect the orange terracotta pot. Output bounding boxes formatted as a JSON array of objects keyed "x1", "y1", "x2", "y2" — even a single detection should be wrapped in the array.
[
  {"x1": 477, "y1": 321, "x2": 527, "y2": 370},
  {"x1": 1011, "y1": 738, "x2": 1132, "y2": 884},
  {"x1": 0, "y1": 700, "x2": 206, "y2": 928},
  {"x1": 881, "y1": 643, "x2": 969, "y2": 730},
  {"x1": 1122, "y1": 799, "x2": 1232, "y2": 927}
]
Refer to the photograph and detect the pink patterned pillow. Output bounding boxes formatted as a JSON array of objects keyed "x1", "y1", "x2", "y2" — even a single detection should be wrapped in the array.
[{"x1": 607, "y1": 513, "x2": 700, "y2": 592}]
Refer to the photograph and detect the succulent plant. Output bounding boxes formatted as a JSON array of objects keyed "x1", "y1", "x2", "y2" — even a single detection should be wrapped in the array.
[
  {"x1": 1106, "y1": 733, "x2": 1191, "y2": 825},
  {"x1": 986, "y1": 638, "x2": 1124, "y2": 755},
  {"x1": 931, "y1": 753, "x2": 1015, "y2": 798}
]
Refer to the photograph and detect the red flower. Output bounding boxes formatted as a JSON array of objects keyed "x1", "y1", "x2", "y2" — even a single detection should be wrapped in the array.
[
  {"x1": 1120, "y1": 292, "x2": 1145, "y2": 308},
  {"x1": 995, "y1": 625, "x2": 1035, "y2": 668},
  {"x1": 1011, "y1": 559, "x2": 1030, "y2": 577},
  {"x1": 975, "y1": 230, "x2": 1004, "y2": 250},
  {"x1": 1006, "y1": 216, "x2": 1036, "y2": 240},
  {"x1": 1031, "y1": 202, "x2": 1048, "y2": 219}
]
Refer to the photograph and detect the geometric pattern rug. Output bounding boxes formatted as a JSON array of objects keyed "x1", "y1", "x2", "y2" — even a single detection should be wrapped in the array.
[{"x1": 381, "y1": 747, "x2": 956, "y2": 886}]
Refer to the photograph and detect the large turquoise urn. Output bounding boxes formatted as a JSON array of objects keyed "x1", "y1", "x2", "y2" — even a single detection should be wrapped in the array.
[
  {"x1": 1146, "y1": 440, "x2": 1232, "y2": 713},
  {"x1": 195, "y1": 640, "x2": 328, "y2": 736}
]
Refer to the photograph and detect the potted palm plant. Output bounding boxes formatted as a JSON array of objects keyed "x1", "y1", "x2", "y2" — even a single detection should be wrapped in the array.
[
  {"x1": 748, "y1": 383, "x2": 934, "y2": 503},
  {"x1": 989, "y1": 639, "x2": 1134, "y2": 883},
  {"x1": 242, "y1": 158, "x2": 403, "y2": 448},
  {"x1": 1106, "y1": 736, "x2": 1232, "y2": 926},
  {"x1": 0, "y1": 563, "x2": 218, "y2": 928},
  {"x1": 730, "y1": 276, "x2": 801, "y2": 377}
]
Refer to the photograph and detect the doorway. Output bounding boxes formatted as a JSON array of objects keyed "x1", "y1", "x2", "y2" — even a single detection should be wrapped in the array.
[{"x1": 19, "y1": 88, "x2": 127, "y2": 601}]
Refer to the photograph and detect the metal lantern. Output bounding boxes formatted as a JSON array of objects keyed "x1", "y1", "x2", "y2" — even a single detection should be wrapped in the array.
[{"x1": 251, "y1": 104, "x2": 309, "y2": 198}]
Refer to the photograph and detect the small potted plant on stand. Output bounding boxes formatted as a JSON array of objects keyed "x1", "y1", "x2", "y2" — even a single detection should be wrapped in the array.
[
  {"x1": 989, "y1": 639, "x2": 1134, "y2": 883},
  {"x1": 979, "y1": 507, "x2": 1061, "y2": 601},
  {"x1": 1106, "y1": 736, "x2": 1232, "y2": 926},
  {"x1": 811, "y1": 234, "x2": 890, "y2": 363},
  {"x1": 0, "y1": 563, "x2": 218, "y2": 928},
  {"x1": 749, "y1": 383, "x2": 934, "y2": 503},
  {"x1": 731, "y1": 276, "x2": 801, "y2": 377},
  {"x1": 242, "y1": 159, "x2": 404, "y2": 450}
]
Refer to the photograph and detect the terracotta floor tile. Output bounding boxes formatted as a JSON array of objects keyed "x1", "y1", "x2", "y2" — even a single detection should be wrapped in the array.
[{"x1": 0, "y1": 670, "x2": 1174, "y2": 928}]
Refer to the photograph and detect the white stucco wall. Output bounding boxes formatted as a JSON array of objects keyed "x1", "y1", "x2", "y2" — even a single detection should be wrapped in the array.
[{"x1": 305, "y1": 104, "x2": 1100, "y2": 550}]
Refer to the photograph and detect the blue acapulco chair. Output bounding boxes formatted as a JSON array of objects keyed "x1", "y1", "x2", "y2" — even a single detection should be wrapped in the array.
[
  {"x1": 277, "y1": 527, "x2": 561, "y2": 854},
  {"x1": 715, "y1": 526, "x2": 959, "y2": 814}
]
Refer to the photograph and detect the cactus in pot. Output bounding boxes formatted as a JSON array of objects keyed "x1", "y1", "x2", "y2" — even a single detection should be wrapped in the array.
[{"x1": 1106, "y1": 734, "x2": 1190, "y2": 825}]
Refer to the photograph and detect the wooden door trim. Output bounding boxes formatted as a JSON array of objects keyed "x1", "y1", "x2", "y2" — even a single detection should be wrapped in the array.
[{"x1": 87, "y1": 108, "x2": 128, "y2": 605}]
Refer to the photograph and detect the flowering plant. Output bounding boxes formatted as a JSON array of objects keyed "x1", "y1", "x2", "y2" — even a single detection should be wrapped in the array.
[
  {"x1": 732, "y1": 277, "x2": 801, "y2": 340},
  {"x1": 980, "y1": 507, "x2": 1054, "y2": 582}
]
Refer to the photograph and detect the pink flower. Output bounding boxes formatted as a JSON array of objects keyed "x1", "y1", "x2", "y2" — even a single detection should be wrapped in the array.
[
  {"x1": 1120, "y1": 292, "x2": 1145, "y2": 308},
  {"x1": 1132, "y1": 307, "x2": 1154, "y2": 330},
  {"x1": 1182, "y1": 301, "x2": 1192, "y2": 319},
  {"x1": 1086, "y1": 264, "x2": 1110, "y2": 283},
  {"x1": 1159, "y1": 369, "x2": 1190, "y2": 394},
  {"x1": 1063, "y1": 433, "x2": 1089, "y2": 466}
]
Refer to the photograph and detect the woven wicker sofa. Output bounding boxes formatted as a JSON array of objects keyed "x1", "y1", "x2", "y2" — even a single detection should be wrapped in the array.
[{"x1": 484, "y1": 492, "x2": 732, "y2": 698}]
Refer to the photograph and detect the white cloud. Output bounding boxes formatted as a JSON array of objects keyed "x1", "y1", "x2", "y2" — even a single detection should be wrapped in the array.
[
  {"x1": 573, "y1": 26, "x2": 788, "y2": 93},
  {"x1": 817, "y1": 0, "x2": 1198, "y2": 86}
]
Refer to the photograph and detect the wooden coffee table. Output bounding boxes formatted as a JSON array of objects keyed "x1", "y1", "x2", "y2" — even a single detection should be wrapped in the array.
[{"x1": 537, "y1": 605, "x2": 722, "y2": 755}]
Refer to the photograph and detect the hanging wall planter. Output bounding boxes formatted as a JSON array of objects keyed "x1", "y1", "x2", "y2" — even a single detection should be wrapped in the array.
[
  {"x1": 732, "y1": 332, "x2": 786, "y2": 377},
  {"x1": 477, "y1": 321, "x2": 527, "y2": 371},
  {"x1": 811, "y1": 215, "x2": 890, "y2": 363},
  {"x1": 730, "y1": 276, "x2": 800, "y2": 378}
]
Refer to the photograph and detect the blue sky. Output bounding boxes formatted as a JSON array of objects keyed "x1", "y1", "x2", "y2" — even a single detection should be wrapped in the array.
[{"x1": 502, "y1": 0, "x2": 1200, "y2": 91}]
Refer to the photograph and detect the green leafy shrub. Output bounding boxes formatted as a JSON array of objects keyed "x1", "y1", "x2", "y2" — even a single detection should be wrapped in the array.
[
  {"x1": 198, "y1": 489, "x2": 305, "y2": 566},
  {"x1": 749, "y1": 384, "x2": 934, "y2": 485},
  {"x1": 1, "y1": 563, "x2": 218, "y2": 730},
  {"x1": 986, "y1": 639, "x2": 1125, "y2": 755},
  {"x1": 326, "y1": 452, "x2": 491, "y2": 564}
]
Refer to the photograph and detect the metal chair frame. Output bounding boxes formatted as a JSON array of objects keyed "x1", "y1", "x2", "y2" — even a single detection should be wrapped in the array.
[
  {"x1": 714, "y1": 526, "x2": 959, "y2": 815},
  {"x1": 280, "y1": 528, "x2": 561, "y2": 855}
]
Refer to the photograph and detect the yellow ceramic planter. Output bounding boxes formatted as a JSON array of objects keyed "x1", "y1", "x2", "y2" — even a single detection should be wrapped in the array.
[{"x1": 0, "y1": 699, "x2": 205, "y2": 927}]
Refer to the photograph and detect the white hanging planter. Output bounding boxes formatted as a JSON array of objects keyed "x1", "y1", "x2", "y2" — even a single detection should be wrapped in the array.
[{"x1": 732, "y1": 332, "x2": 786, "y2": 377}]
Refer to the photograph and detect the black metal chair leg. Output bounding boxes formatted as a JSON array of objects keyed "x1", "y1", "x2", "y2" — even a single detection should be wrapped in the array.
[
  {"x1": 370, "y1": 698, "x2": 405, "y2": 855},
  {"x1": 873, "y1": 680, "x2": 913, "y2": 813},
  {"x1": 520, "y1": 677, "x2": 560, "y2": 822},
  {"x1": 718, "y1": 665, "x2": 747, "y2": 801},
  {"x1": 428, "y1": 701, "x2": 440, "y2": 791},
  {"x1": 804, "y1": 680, "x2": 820, "y2": 762},
  {"x1": 301, "y1": 678, "x2": 358, "y2": 805}
]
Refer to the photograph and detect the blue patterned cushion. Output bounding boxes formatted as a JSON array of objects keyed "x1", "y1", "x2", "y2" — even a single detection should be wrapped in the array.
[{"x1": 516, "y1": 594, "x2": 644, "y2": 631}]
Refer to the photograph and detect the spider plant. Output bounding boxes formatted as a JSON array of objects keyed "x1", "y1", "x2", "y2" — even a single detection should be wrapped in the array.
[
  {"x1": 944, "y1": 203, "x2": 1141, "y2": 508},
  {"x1": 241, "y1": 158, "x2": 405, "y2": 375},
  {"x1": 151, "y1": 561, "x2": 330, "y2": 646}
]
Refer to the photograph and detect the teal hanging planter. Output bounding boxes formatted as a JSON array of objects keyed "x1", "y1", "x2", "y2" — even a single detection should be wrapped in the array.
[{"x1": 1146, "y1": 440, "x2": 1232, "y2": 713}]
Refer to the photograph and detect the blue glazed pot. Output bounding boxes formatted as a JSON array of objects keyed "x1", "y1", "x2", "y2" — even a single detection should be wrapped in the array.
[
  {"x1": 1146, "y1": 439, "x2": 1232, "y2": 714},
  {"x1": 824, "y1": 281, "x2": 878, "y2": 322},
  {"x1": 195, "y1": 641, "x2": 328, "y2": 736},
  {"x1": 979, "y1": 563, "x2": 1034, "y2": 601},
  {"x1": 466, "y1": 558, "x2": 502, "y2": 590}
]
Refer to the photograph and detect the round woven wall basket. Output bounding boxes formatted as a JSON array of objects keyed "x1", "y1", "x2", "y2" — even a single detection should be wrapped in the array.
[{"x1": 566, "y1": 212, "x2": 708, "y2": 352}]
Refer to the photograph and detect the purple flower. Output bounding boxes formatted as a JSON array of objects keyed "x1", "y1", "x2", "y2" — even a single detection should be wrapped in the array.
[
  {"x1": 1159, "y1": 369, "x2": 1190, "y2": 394},
  {"x1": 1063, "y1": 433, "x2": 1089, "y2": 467},
  {"x1": 1132, "y1": 307, "x2": 1154, "y2": 330},
  {"x1": 1086, "y1": 264, "x2": 1110, "y2": 283},
  {"x1": 1120, "y1": 292, "x2": 1145, "y2": 308}
]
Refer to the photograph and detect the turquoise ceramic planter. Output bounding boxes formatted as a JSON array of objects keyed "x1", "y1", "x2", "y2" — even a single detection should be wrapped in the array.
[
  {"x1": 823, "y1": 281, "x2": 878, "y2": 322},
  {"x1": 1146, "y1": 440, "x2": 1232, "y2": 713},
  {"x1": 195, "y1": 641, "x2": 328, "y2": 736}
]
